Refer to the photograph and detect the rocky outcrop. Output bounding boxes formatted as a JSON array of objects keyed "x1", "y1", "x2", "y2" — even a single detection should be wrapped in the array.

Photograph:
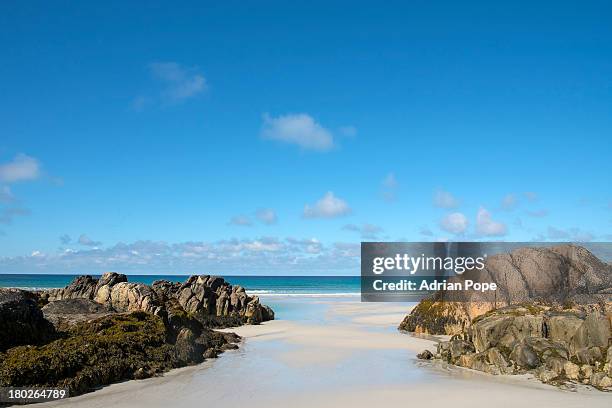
[
  {"x1": 42, "y1": 272, "x2": 274, "y2": 325},
  {"x1": 0, "y1": 311, "x2": 240, "y2": 396},
  {"x1": 41, "y1": 298, "x2": 113, "y2": 331},
  {"x1": 400, "y1": 245, "x2": 612, "y2": 335},
  {"x1": 418, "y1": 304, "x2": 612, "y2": 389},
  {"x1": 0, "y1": 274, "x2": 274, "y2": 400},
  {"x1": 0, "y1": 288, "x2": 55, "y2": 352}
]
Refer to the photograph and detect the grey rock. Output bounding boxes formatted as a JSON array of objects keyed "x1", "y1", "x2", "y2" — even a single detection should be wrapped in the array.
[
  {"x1": 486, "y1": 347, "x2": 513, "y2": 374},
  {"x1": 0, "y1": 288, "x2": 55, "y2": 351},
  {"x1": 417, "y1": 349, "x2": 434, "y2": 360},
  {"x1": 400, "y1": 244, "x2": 612, "y2": 336},
  {"x1": 42, "y1": 298, "x2": 113, "y2": 330},
  {"x1": 536, "y1": 368, "x2": 558, "y2": 383},
  {"x1": 563, "y1": 360, "x2": 580, "y2": 380},
  {"x1": 43, "y1": 273, "x2": 274, "y2": 325},
  {"x1": 510, "y1": 342, "x2": 541, "y2": 369}
]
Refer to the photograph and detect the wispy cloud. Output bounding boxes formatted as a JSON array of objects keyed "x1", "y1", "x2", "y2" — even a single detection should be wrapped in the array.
[
  {"x1": 476, "y1": 207, "x2": 507, "y2": 236},
  {"x1": 228, "y1": 215, "x2": 253, "y2": 227},
  {"x1": 255, "y1": 208, "x2": 277, "y2": 225},
  {"x1": 0, "y1": 154, "x2": 40, "y2": 183},
  {"x1": 149, "y1": 62, "x2": 206, "y2": 101},
  {"x1": 0, "y1": 238, "x2": 360, "y2": 274},
  {"x1": 262, "y1": 113, "x2": 334, "y2": 151},
  {"x1": 78, "y1": 234, "x2": 102, "y2": 247},
  {"x1": 381, "y1": 173, "x2": 398, "y2": 202},
  {"x1": 0, "y1": 186, "x2": 15, "y2": 203},
  {"x1": 59, "y1": 234, "x2": 72, "y2": 245},
  {"x1": 524, "y1": 192, "x2": 539, "y2": 202},
  {"x1": 547, "y1": 226, "x2": 594, "y2": 242},
  {"x1": 501, "y1": 193, "x2": 518, "y2": 211},
  {"x1": 439, "y1": 212, "x2": 468, "y2": 234},
  {"x1": 132, "y1": 62, "x2": 206, "y2": 109},
  {"x1": 303, "y1": 192, "x2": 351, "y2": 219},
  {"x1": 342, "y1": 223, "x2": 383, "y2": 240},
  {"x1": 433, "y1": 189, "x2": 460, "y2": 209}
]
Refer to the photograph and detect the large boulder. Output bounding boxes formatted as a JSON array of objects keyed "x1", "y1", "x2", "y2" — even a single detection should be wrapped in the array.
[
  {"x1": 42, "y1": 298, "x2": 113, "y2": 331},
  {"x1": 0, "y1": 288, "x2": 55, "y2": 351},
  {"x1": 400, "y1": 245, "x2": 612, "y2": 335},
  {"x1": 469, "y1": 306, "x2": 546, "y2": 352}
]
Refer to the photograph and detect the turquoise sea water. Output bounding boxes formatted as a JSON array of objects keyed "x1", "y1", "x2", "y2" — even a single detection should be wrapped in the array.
[{"x1": 0, "y1": 274, "x2": 360, "y2": 296}]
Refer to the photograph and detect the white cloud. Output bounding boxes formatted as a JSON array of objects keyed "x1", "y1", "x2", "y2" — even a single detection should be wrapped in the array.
[
  {"x1": 0, "y1": 154, "x2": 40, "y2": 183},
  {"x1": 524, "y1": 192, "x2": 539, "y2": 202},
  {"x1": 433, "y1": 189, "x2": 460, "y2": 209},
  {"x1": 149, "y1": 62, "x2": 206, "y2": 101},
  {"x1": 78, "y1": 234, "x2": 102, "y2": 247},
  {"x1": 547, "y1": 226, "x2": 594, "y2": 242},
  {"x1": 0, "y1": 237, "x2": 360, "y2": 274},
  {"x1": 476, "y1": 207, "x2": 507, "y2": 236},
  {"x1": 135, "y1": 62, "x2": 207, "y2": 107},
  {"x1": 381, "y1": 173, "x2": 398, "y2": 202},
  {"x1": 342, "y1": 223, "x2": 383, "y2": 239},
  {"x1": 228, "y1": 215, "x2": 252, "y2": 226},
  {"x1": 255, "y1": 208, "x2": 277, "y2": 225},
  {"x1": 501, "y1": 193, "x2": 518, "y2": 211},
  {"x1": 0, "y1": 186, "x2": 15, "y2": 203},
  {"x1": 262, "y1": 113, "x2": 334, "y2": 151},
  {"x1": 303, "y1": 192, "x2": 351, "y2": 219},
  {"x1": 59, "y1": 234, "x2": 72, "y2": 245},
  {"x1": 439, "y1": 212, "x2": 468, "y2": 234}
]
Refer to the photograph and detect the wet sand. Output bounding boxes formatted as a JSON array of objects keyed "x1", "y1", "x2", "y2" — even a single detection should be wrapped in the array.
[{"x1": 39, "y1": 297, "x2": 611, "y2": 408}]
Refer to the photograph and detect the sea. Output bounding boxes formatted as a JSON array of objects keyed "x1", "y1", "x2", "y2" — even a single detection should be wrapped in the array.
[{"x1": 0, "y1": 274, "x2": 361, "y2": 297}]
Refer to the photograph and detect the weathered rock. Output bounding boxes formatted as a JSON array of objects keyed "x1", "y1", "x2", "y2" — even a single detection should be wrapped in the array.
[
  {"x1": 570, "y1": 313, "x2": 611, "y2": 352},
  {"x1": 417, "y1": 349, "x2": 433, "y2": 360},
  {"x1": 449, "y1": 339, "x2": 475, "y2": 361},
  {"x1": 598, "y1": 376, "x2": 612, "y2": 388},
  {"x1": 470, "y1": 306, "x2": 545, "y2": 353},
  {"x1": 563, "y1": 360, "x2": 580, "y2": 380},
  {"x1": 580, "y1": 364, "x2": 594, "y2": 381},
  {"x1": 546, "y1": 313, "x2": 583, "y2": 345},
  {"x1": 399, "y1": 299, "x2": 473, "y2": 335},
  {"x1": 536, "y1": 368, "x2": 558, "y2": 383},
  {"x1": 418, "y1": 296, "x2": 611, "y2": 390},
  {"x1": 522, "y1": 337, "x2": 569, "y2": 360},
  {"x1": 44, "y1": 273, "x2": 274, "y2": 325},
  {"x1": 0, "y1": 288, "x2": 56, "y2": 351},
  {"x1": 487, "y1": 347, "x2": 513, "y2": 374},
  {"x1": 589, "y1": 372, "x2": 609, "y2": 389},
  {"x1": 545, "y1": 357, "x2": 567, "y2": 376},
  {"x1": 42, "y1": 298, "x2": 113, "y2": 330},
  {"x1": 400, "y1": 245, "x2": 612, "y2": 336},
  {"x1": 510, "y1": 342, "x2": 541, "y2": 369},
  {"x1": 0, "y1": 273, "x2": 274, "y2": 400}
]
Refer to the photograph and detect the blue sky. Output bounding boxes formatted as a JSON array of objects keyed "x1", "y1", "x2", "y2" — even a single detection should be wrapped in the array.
[{"x1": 0, "y1": 1, "x2": 611, "y2": 274}]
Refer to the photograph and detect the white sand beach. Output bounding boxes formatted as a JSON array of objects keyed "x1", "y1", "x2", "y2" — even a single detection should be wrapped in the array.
[{"x1": 39, "y1": 297, "x2": 611, "y2": 408}]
